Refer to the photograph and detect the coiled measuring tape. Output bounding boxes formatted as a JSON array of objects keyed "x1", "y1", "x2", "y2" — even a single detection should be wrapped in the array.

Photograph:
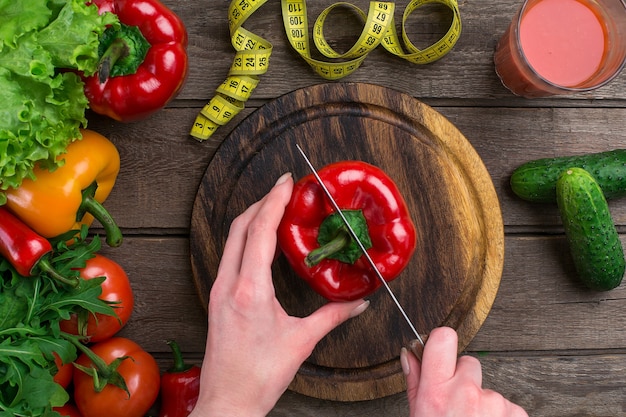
[{"x1": 190, "y1": 0, "x2": 462, "y2": 141}]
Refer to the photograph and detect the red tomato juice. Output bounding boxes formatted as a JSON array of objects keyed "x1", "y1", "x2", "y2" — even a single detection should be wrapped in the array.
[{"x1": 519, "y1": 0, "x2": 607, "y2": 87}]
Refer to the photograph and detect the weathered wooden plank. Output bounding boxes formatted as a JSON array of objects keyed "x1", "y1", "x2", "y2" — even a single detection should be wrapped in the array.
[
  {"x1": 97, "y1": 238, "x2": 208, "y2": 353},
  {"x1": 165, "y1": 0, "x2": 626, "y2": 101},
  {"x1": 75, "y1": 0, "x2": 626, "y2": 414},
  {"x1": 104, "y1": 234, "x2": 626, "y2": 415},
  {"x1": 269, "y1": 354, "x2": 626, "y2": 417},
  {"x1": 149, "y1": 350, "x2": 626, "y2": 417},
  {"x1": 471, "y1": 235, "x2": 626, "y2": 352},
  {"x1": 87, "y1": 105, "x2": 626, "y2": 232},
  {"x1": 100, "y1": 235, "x2": 626, "y2": 354}
]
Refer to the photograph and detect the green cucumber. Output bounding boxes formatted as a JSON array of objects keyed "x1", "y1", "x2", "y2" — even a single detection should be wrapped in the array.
[
  {"x1": 511, "y1": 149, "x2": 626, "y2": 203},
  {"x1": 556, "y1": 168, "x2": 625, "y2": 291}
]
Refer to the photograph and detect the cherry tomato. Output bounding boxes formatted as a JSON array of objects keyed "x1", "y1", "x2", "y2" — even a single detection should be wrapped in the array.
[
  {"x1": 60, "y1": 254, "x2": 134, "y2": 342},
  {"x1": 54, "y1": 403, "x2": 83, "y2": 417},
  {"x1": 52, "y1": 352, "x2": 73, "y2": 389},
  {"x1": 73, "y1": 337, "x2": 160, "y2": 417}
]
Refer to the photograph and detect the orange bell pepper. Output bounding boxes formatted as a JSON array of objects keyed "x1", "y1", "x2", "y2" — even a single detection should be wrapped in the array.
[{"x1": 4, "y1": 129, "x2": 122, "y2": 247}]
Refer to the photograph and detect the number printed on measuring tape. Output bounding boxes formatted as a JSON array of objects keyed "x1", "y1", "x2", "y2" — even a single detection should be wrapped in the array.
[{"x1": 191, "y1": 0, "x2": 462, "y2": 141}]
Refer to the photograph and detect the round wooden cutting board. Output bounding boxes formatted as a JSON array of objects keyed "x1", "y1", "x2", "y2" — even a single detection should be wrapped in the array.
[{"x1": 190, "y1": 82, "x2": 504, "y2": 401}]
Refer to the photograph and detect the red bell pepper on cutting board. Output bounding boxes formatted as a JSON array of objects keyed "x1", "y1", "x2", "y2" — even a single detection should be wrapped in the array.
[{"x1": 278, "y1": 161, "x2": 417, "y2": 302}]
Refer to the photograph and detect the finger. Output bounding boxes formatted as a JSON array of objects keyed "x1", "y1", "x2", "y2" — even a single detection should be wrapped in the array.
[
  {"x1": 402, "y1": 347, "x2": 422, "y2": 405},
  {"x1": 239, "y1": 173, "x2": 293, "y2": 286},
  {"x1": 455, "y1": 355, "x2": 483, "y2": 387},
  {"x1": 215, "y1": 173, "x2": 291, "y2": 285},
  {"x1": 481, "y1": 390, "x2": 529, "y2": 417},
  {"x1": 215, "y1": 194, "x2": 265, "y2": 282},
  {"x1": 510, "y1": 403, "x2": 530, "y2": 417},
  {"x1": 299, "y1": 299, "x2": 369, "y2": 347},
  {"x1": 507, "y1": 403, "x2": 530, "y2": 417},
  {"x1": 420, "y1": 327, "x2": 459, "y2": 385}
]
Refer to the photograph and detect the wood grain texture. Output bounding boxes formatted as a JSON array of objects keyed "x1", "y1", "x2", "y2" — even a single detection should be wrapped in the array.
[
  {"x1": 189, "y1": 83, "x2": 504, "y2": 400},
  {"x1": 79, "y1": 0, "x2": 626, "y2": 414},
  {"x1": 171, "y1": 0, "x2": 626, "y2": 102}
]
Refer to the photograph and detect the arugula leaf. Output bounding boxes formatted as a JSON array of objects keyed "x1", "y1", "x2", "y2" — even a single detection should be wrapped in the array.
[
  {"x1": 0, "y1": 232, "x2": 118, "y2": 416},
  {"x1": 0, "y1": 0, "x2": 119, "y2": 199}
]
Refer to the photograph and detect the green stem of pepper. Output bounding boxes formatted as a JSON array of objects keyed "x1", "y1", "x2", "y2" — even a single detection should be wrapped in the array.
[
  {"x1": 166, "y1": 340, "x2": 193, "y2": 373},
  {"x1": 36, "y1": 257, "x2": 79, "y2": 287},
  {"x1": 305, "y1": 210, "x2": 372, "y2": 266},
  {"x1": 305, "y1": 229, "x2": 351, "y2": 267},
  {"x1": 98, "y1": 38, "x2": 128, "y2": 83},
  {"x1": 77, "y1": 182, "x2": 123, "y2": 248},
  {"x1": 97, "y1": 24, "x2": 150, "y2": 83}
]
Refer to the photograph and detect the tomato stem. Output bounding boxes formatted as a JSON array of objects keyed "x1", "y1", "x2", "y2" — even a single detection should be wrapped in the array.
[{"x1": 62, "y1": 332, "x2": 131, "y2": 396}]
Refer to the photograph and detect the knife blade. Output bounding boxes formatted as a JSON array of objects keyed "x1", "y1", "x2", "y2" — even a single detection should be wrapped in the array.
[{"x1": 295, "y1": 144, "x2": 426, "y2": 354}]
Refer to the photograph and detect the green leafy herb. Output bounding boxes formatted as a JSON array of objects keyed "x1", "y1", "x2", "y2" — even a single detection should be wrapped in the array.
[
  {"x1": 0, "y1": 0, "x2": 119, "y2": 201},
  {"x1": 0, "y1": 229, "x2": 117, "y2": 416}
]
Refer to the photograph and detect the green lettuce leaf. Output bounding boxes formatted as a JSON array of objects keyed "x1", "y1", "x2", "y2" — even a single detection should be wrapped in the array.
[
  {"x1": 0, "y1": 0, "x2": 118, "y2": 200},
  {"x1": 0, "y1": 0, "x2": 51, "y2": 47},
  {"x1": 38, "y1": 0, "x2": 118, "y2": 74}
]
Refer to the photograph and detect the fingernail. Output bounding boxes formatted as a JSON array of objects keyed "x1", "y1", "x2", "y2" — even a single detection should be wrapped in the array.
[
  {"x1": 349, "y1": 300, "x2": 370, "y2": 318},
  {"x1": 275, "y1": 172, "x2": 292, "y2": 186},
  {"x1": 400, "y1": 347, "x2": 410, "y2": 375}
]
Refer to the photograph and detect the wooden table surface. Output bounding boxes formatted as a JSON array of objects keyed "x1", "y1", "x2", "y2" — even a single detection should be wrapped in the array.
[{"x1": 85, "y1": 0, "x2": 626, "y2": 415}]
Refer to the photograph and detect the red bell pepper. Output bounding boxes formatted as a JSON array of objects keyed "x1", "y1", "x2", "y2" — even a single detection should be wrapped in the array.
[
  {"x1": 158, "y1": 340, "x2": 200, "y2": 417},
  {"x1": 83, "y1": 0, "x2": 188, "y2": 122},
  {"x1": 278, "y1": 161, "x2": 417, "y2": 302},
  {"x1": 0, "y1": 207, "x2": 77, "y2": 286}
]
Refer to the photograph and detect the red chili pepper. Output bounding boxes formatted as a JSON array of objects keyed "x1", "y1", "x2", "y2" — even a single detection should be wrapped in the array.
[
  {"x1": 158, "y1": 340, "x2": 200, "y2": 417},
  {"x1": 83, "y1": 0, "x2": 188, "y2": 122},
  {"x1": 278, "y1": 161, "x2": 417, "y2": 301},
  {"x1": 0, "y1": 207, "x2": 77, "y2": 286}
]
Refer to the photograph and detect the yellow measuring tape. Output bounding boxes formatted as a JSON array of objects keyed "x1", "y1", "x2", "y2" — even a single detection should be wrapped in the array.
[{"x1": 190, "y1": 0, "x2": 462, "y2": 141}]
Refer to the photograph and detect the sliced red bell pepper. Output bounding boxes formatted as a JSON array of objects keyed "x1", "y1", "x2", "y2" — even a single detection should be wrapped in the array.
[
  {"x1": 278, "y1": 161, "x2": 417, "y2": 301},
  {"x1": 83, "y1": 0, "x2": 188, "y2": 122}
]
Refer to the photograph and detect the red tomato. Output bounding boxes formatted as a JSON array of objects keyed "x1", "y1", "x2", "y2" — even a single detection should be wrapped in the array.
[
  {"x1": 54, "y1": 403, "x2": 83, "y2": 417},
  {"x1": 60, "y1": 254, "x2": 134, "y2": 342},
  {"x1": 73, "y1": 337, "x2": 160, "y2": 417},
  {"x1": 52, "y1": 352, "x2": 73, "y2": 389}
]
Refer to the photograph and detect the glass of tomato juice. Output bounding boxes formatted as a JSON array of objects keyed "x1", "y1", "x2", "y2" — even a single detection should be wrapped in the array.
[{"x1": 494, "y1": 0, "x2": 626, "y2": 97}]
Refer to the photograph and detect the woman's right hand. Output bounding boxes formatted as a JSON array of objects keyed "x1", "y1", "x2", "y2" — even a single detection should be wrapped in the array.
[{"x1": 402, "y1": 327, "x2": 528, "y2": 417}]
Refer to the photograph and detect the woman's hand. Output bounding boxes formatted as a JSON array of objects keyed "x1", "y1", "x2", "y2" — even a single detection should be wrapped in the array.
[
  {"x1": 190, "y1": 173, "x2": 369, "y2": 417},
  {"x1": 402, "y1": 327, "x2": 528, "y2": 417}
]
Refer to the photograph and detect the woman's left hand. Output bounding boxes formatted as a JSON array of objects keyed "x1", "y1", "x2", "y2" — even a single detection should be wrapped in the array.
[{"x1": 190, "y1": 172, "x2": 369, "y2": 417}]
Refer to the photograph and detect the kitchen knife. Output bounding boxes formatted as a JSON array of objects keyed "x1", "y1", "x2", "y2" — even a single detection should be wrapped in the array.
[{"x1": 295, "y1": 144, "x2": 427, "y2": 359}]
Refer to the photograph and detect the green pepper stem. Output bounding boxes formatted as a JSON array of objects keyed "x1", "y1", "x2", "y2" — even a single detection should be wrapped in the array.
[
  {"x1": 98, "y1": 38, "x2": 129, "y2": 83},
  {"x1": 80, "y1": 197, "x2": 123, "y2": 247},
  {"x1": 305, "y1": 229, "x2": 351, "y2": 267},
  {"x1": 96, "y1": 24, "x2": 150, "y2": 81},
  {"x1": 37, "y1": 257, "x2": 78, "y2": 287},
  {"x1": 167, "y1": 340, "x2": 192, "y2": 373},
  {"x1": 79, "y1": 182, "x2": 123, "y2": 248}
]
